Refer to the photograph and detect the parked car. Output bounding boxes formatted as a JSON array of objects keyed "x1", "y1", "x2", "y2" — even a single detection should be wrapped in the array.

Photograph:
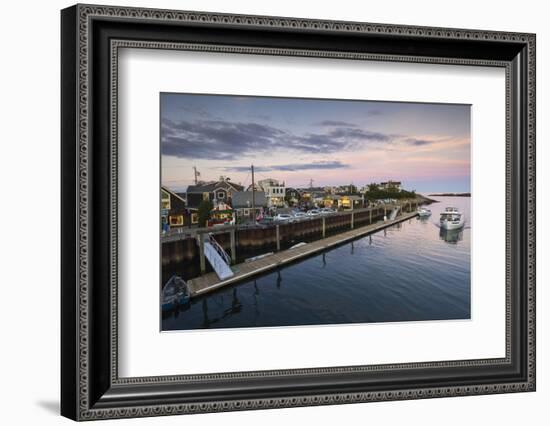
[
  {"x1": 258, "y1": 217, "x2": 275, "y2": 226},
  {"x1": 306, "y1": 209, "x2": 321, "y2": 217},
  {"x1": 320, "y1": 208, "x2": 336, "y2": 215},
  {"x1": 293, "y1": 212, "x2": 307, "y2": 220},
  {"x1": 275, "y1": 213, "x2": 293, "y2": 222}
]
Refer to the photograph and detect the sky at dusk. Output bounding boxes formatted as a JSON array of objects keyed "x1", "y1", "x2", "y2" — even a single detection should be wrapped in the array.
[{"x1": 161, "y1": 93, "x2": 471, "y2": 193}]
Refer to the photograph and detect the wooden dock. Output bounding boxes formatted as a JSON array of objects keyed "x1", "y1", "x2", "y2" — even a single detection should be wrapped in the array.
[{"x1": 187, "y1": 210, "x2": 419, "y2": 298}]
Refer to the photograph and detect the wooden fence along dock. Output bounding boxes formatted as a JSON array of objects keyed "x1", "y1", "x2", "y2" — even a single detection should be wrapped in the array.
[{"x1": 185, "y1": 208, "x2": 419, "y2": 298}]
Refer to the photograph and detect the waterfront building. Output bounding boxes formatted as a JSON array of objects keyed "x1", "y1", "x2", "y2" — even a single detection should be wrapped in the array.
[
  {"x1": 322, "y1": 194, "x2": 341, "y2": 208},
  {"x1": 312, "y1": 192, "x2": 326, "y2": 206},
  {"x1": 299, "y1": 187, "x2": 326, "y2": 208},
  {"x1": 335, "y1": 184, "x2": 358, "y2": 194},
  {"x1": 338, "y1": 195, "x2": 364, "y2": 210},
  {"x1": 285, "y1": 187, "x2": 301, "y2": 206},
  {"x1": 257, "y1": 178, "x2": 286, "y2": 207},
  {"x1": 175, "y1": 192, "x2": 187, "y2": 203},
  {"x1": 323, "y1": 186, "x2": 337, "y2": 195},
  {"x1": 186, "y1": 178, "x2": 244, "y2": 209},
  {"x1": 209, "y1": 202, "x2": 234, "y2": 226},
  {"x1": 246, "y1": 183, "x2": 262, "y2": 192},
  {"x1": 232, "y1": 191, "x2": 268, "y2": 221},
  {"x1": 161, "y1": 186, "x2": 197, "y2": 229},
  {"x1": 379, "y1": 180, "x2": 402, "y2": 191}
]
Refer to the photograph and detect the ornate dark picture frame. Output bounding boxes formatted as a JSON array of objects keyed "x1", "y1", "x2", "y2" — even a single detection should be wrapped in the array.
[{"x1": 61, "y1": 4, "x2": 536, "y2": 421}]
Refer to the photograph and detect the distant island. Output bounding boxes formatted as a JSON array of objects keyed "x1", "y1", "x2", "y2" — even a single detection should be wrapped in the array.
[{"x1": 429, "y1": 192, "x2": 471, "y2": 197}]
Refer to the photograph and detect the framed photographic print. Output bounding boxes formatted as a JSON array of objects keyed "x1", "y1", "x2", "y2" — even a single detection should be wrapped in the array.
[{"x1": 61, "y1": 4, "x2": 536, "y2": 421}]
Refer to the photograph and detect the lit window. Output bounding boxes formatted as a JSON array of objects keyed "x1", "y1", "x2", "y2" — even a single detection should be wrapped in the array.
[
  {"x1": 161, "y1": 190, "x2": 171, "y2": 210},
  {"x1": 169, "y1": 215, "x2": 184, "y2": 226}
]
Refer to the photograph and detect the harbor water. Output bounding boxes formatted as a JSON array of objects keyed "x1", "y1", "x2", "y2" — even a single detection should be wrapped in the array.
[{"x1": 162, "y1": 196, "x2": 471, "y2": 331}]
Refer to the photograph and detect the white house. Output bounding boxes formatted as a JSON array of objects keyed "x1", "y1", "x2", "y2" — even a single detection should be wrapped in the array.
[
  {"x1": 257, "y1": 178, "x2": 286, "y2": 207},
  {"x1": 379, "y1": 180, "x2": 402, "y2": 191}
]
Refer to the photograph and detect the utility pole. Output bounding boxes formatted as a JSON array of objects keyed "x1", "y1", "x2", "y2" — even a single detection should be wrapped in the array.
[
  {"x1": 309, "y1": 178, "x2": 314, "y2": 189},
  {"x1": 251, "y1": 164, "x2": 256, "y2": 223}
]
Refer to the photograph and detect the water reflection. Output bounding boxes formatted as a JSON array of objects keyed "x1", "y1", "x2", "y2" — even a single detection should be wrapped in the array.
[
  {"x1": 162, "y1": 196, "x2": 471, "y2": 331},
  {"x1": 439, "y1": 227, "x2": 464, "y2": 244},
  {"x1": 417, "y1": 215, "x2": 431, "y2": 223},
  {"x1": 197, "y1": 288, "x2": 244, "y2": 328}
]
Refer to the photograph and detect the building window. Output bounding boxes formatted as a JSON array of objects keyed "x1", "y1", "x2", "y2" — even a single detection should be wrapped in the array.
[
  {"x1": 217, "y1": 191, "x2": 225, "y2": 199},
  {"x1": 161, "y1": 190, "x2": 171, "y2": 210},
  {"x1": 169, "y1": 215, "x2": 184, "y2": 226},
  {"x1": 191, "y1": 213, "x2": 198, "y2": 224},
  {"x1": 202, "y1": 192, "x2": 209, "y2": 201}
]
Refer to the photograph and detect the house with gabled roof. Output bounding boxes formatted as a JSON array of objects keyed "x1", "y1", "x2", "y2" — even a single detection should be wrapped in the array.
[
  {"x1": 161, "y1": 186, "x2": 197, "y2": 229},
  {"x1": 379, "y1": 180, "x2": 402, "y2": 191},
  {"x1": 186, "y1": 178, "x2": 244, "y2": 209},
  {"x1": 232, "y1": 191, "x2": 268, "y2": 221}
]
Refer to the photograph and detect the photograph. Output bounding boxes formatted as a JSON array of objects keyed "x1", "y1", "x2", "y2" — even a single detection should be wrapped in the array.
[
  {"x1": 53, "y1": 2, "x2": 537, "y2": 420},
  {"x1": 160, "y1": 93, "x2": 472, "y2": 331}
]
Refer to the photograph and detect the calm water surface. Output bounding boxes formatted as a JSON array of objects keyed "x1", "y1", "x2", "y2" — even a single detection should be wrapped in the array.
[{"x1": 162, "y1": 196, "x2": 471, "y2": 330}]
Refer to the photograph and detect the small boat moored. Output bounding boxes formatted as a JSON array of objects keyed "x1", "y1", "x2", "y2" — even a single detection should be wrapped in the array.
[
  {"x1": 161, "y1": 275, "x2": 190, "y2": 312},
  {"x1": 244, "y1": 252, "x2": 274, "y2": 263},
  {"x1": 439, "y1": 207, "x2": 465, "y2": 230},
  {"x1": 417, "y1": 207, "x2": 432, "y2": 217}
]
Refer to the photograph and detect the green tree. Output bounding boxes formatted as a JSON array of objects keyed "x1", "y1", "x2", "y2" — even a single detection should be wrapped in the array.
[
  {"x1": 367, "y1": 183, "x2": 379, "y2": 192},
  {"x1": 197, "y1": 199, "x2": 213, "y2": 227}
]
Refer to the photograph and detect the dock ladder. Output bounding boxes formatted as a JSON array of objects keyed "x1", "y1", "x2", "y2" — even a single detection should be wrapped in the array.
[
  {"x1": 200, "y1": 233, "x2": 235, "y2": 280},
  {"x1": 389, "y1": 206, "x2": 400, "y2": 221}
]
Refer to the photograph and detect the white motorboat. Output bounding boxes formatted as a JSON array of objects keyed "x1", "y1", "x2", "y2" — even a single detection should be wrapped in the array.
[
  {"x1": 439, "y1": 207, "x2": 465, "y2": 230},
  {"x1": 417, "y1": 207, "x2": 432, "y2": 217}
]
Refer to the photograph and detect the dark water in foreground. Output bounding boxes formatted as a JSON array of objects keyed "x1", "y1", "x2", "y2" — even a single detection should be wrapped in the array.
[{"x1": 162, "y1": 197, "x2": 471, "y2": 331}]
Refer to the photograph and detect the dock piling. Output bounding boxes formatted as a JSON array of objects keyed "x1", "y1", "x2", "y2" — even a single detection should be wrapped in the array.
[
  {"x1": 322, "y1": 216, "x2": 326, "y2": 238},
  {"x1": 276, "y1": 224, "x2": 281, "y2": 251},
  {"x1": 187, "y1": 210, "x2": 419, "y2": 297},
  {"x1": 350, "y1": 212, "x2": 355, "y2": 229},
  {"x1": 230, "y1": 229, "x2": 236, "y2": 264},
  {"x1": 199, "y1": 233, "x2": 206, "y2": 274}
]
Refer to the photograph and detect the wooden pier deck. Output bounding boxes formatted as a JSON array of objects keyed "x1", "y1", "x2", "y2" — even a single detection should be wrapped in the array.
[{"x1": 187, "y1": 210, "x2": 419, "y2": 298}]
